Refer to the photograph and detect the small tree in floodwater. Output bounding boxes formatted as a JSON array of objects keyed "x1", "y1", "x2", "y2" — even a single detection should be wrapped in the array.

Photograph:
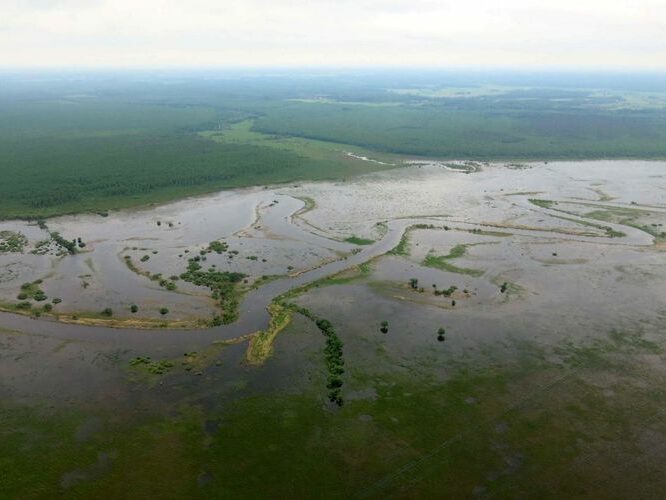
[
  {"x1": 380, "y1": 320, "x2": 389, "y2": 334},
  {"x1": 409, "y1": 278, "x2": 418, "y2": 290}
]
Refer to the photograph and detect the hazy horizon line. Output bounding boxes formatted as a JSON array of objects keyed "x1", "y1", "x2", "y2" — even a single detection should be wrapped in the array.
[{"x1": 1, "y1": 64, "x2": 666, "y2": 75}]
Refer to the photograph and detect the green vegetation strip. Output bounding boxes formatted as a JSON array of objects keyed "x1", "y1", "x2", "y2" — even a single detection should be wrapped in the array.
[
  {"x1": 344, "y1": 235, "x2": 375, "y2": 246},
  {"x1": 551, "y1": 215, "x2": 626, "y2": 238},
  {"x1": 423, "y1": 244, "x2": 485, "y2": 277},
  {"x1": 580, "y1": 206, "x2": 666, "y2": 241},
  {"x1": 528, "y1": 198, "x2": 555, "y2": 209},
  {"x1": 123, "y1": 256, "x2": 179, "y2": 292},
  {"x1": 388, "y1": 229, "x2": 411, "y2": 256},
  {"x1": 388, "y1": 223, "x2": 446, "y2": 257},
  {"x1": 528, "y1": 199, "x2": 626, "y2": 238},
  {"x1": 283, "y1": 304, "x2": 345, "y2": 406},
  {"x1": 246, "y1": 303, "x2": 293, "y2": 365},
  {"x1": 257, "y1": 261, "x2": 376, "y2": 403}
]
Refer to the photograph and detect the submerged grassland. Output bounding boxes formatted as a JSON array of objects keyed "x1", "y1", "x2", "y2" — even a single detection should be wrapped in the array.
[{"x1": 3, "y1": 308, "x2": 666, "y2": 498}]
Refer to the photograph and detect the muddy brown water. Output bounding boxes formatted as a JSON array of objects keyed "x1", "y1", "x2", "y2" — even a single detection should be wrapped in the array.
[{"x1": 0, "y1": 161, "x2": 661, "y2": 355}]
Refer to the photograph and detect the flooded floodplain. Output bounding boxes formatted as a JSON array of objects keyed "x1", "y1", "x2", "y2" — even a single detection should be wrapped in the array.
[{"x1": 2, "y1": 160, "x2": 666, "y2": 497}]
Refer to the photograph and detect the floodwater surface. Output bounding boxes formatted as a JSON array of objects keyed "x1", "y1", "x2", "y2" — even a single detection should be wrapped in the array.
[{"x1": 2, "y1": 160, "x2": 666, "y2": 498}]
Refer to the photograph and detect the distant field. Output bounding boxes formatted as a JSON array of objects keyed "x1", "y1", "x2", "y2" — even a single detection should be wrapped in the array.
[
  {"x1": 1, "y1": 70, "x2": 666, "y2": 218},
  {"x1": 202, "y1": 119, "x2": 399, "y2": 166}
]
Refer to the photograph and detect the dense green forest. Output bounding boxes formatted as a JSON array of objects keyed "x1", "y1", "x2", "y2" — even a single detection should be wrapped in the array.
[
  {"x1": 1, "y1": 134, "x2": 334, "y2": 216},
  {"x1": 1, "y1": 70, "x2": 665, "y2": 218},
  {"x1": 0, "y1": 98, "x2": 390, "y2": 218},
  {"x1": 253, "y1": 100, "x2": 666, "y2": 158}
]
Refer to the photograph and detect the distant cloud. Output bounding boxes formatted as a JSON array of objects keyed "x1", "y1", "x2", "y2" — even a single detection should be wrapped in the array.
[{"x1": 0, "y1": 0, "x2": 664, "y2": 68}]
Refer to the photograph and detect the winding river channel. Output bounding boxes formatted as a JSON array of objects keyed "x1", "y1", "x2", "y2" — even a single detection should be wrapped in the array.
[{"x1": 0, "y1": 191, "x2": 654, "y2": 351}]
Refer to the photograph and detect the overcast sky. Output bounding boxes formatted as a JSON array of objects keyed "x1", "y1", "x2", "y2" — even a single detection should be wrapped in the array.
[{"x1": 1, "y1": 0, "x2": 664, "y2": 69}]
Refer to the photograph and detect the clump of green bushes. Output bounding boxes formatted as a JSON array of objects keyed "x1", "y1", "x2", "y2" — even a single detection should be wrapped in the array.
[
  {"x1": 130, "y1": 356, "x2": 173, "y2": 375},
  {"x1": 208, "y1": 240, "x2": 229, "y2": 254},
  {"x1": 50, "y1": 231, "x2": 77, "y2": 255},
  {"x1": 0, "y1": 231, "x2": 28, "y2": 253},
  {"x1": 16, "y1": 280, "x2": 48, "y2": 303},
  {"x1": 434, "y1": 285, "x2": 457, "y2": 297},
  {"x1": 180, "y1": 259, "x2": 246, "y2": 323}
]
